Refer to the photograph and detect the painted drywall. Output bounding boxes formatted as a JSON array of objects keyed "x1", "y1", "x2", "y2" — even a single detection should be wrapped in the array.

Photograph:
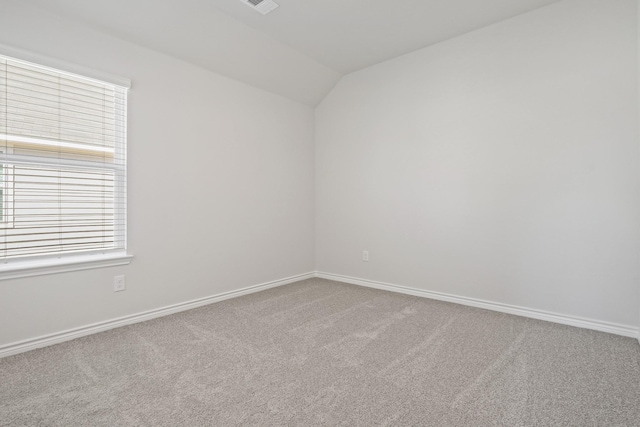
[
  {"x1": 0, "y1": 1, "x2": 315, "y2": 347},
  {"x1": 316, "y1": 0, "x2": 640, "y2": 327}
]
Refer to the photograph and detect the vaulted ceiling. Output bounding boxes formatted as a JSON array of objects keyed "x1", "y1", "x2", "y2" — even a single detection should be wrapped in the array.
[{"x1": 21, "y1": 0, "x2": 562, "y2": 106}]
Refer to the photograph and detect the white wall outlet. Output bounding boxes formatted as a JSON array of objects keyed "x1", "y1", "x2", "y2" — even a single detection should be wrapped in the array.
[
  {"x1": 363, "y1": 250, "x2": 369, "y2": 262},
  {"x1": 114, "y1": 275, "x2": 126, "y2": 292}
]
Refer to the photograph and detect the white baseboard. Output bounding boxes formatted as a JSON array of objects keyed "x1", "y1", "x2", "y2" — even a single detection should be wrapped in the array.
[
  {"x1": 0, "y1": 272, "x2": 315, "y2": 359},
  {"x1": 315, "y1": 272, "x2": 640, "y2": 339},
  {"x1": 2, "y1": 271, "x2": 637, "y2": 358}
]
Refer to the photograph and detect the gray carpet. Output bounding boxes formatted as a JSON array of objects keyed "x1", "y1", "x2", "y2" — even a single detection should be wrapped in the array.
[{"x1": 1, "y1": 278, "x2": 639, "y2": 426}]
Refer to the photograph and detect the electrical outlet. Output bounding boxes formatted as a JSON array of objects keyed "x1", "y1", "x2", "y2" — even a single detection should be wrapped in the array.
[
  {"x1": 114, "y1": 275, "x2": 126, "y2": 292},
  {"x1": 363, "y1": 250, "x2": 369, "y2": 262}
]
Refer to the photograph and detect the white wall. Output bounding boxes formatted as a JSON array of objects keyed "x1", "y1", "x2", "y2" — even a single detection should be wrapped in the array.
[
  {"x1": 0, "y1": 1, "x2": 315, "y2": 347},
  {"x1": 316, "y1": 0, "x2": 640, "y2": 327}
]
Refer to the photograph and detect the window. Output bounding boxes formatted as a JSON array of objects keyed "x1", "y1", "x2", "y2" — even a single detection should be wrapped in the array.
[{"x1": 0, "y1": 53, "x2": 129, "y2": 273}]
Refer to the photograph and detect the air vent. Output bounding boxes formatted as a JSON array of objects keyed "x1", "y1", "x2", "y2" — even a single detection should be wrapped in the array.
[{"x1": 241, "y1": 0, "x2": 279, "y2": 15}]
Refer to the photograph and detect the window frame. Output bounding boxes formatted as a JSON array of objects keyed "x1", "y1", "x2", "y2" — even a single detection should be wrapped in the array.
[{"x1": 0, "y1": 45, "x2": 132, "y2": 279}]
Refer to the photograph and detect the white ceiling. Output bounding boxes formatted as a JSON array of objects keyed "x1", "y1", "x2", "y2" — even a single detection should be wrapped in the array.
[
  {"x1": 21, "y1": 0, "x2": 562, "y2": 106},
  {"x1": 213, "y1": 0, "x2": 561, "y2": 74}
]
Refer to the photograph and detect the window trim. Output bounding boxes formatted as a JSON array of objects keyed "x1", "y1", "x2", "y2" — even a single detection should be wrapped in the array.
[{"x1": 0, "y1": 252, "x2": 132, "y2": 280}]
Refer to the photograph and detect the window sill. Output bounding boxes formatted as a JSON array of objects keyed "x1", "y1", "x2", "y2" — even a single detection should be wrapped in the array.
[{"x1": 0, "y1": 253, "x2": 133, "y2": 280}]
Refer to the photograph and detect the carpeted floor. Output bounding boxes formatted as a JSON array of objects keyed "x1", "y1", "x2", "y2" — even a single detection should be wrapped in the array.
[{"x1": 1, "y1": 278, "x2": 640, "y2": 426}]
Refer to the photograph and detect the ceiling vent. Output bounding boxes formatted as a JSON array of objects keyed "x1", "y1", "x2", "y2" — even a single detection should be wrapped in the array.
[{"x1": 241, "y1": 0, "x2": 279, "y2": 15}]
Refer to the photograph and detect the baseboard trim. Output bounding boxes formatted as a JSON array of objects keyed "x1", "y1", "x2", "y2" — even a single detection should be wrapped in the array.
[
  {"x1": 0, "y1": 272, "x2": 314, "y2": 359},
  {"x1": 315, "y1": 272, "x2": 639, "y2": 339}
]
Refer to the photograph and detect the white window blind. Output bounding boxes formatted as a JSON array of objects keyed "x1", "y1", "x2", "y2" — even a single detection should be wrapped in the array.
[{"x1": 0, "y1": 54, "x2": 127, "y2": 262}]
